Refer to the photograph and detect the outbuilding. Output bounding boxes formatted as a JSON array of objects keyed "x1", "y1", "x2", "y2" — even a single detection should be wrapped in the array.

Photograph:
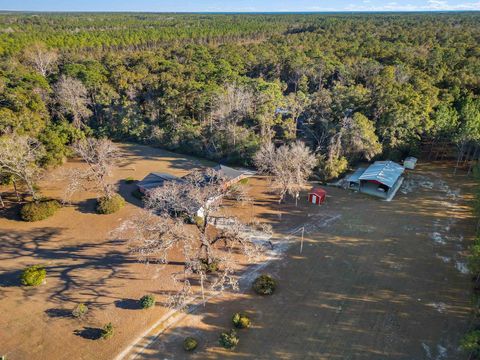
[
  {"x1": 403, "y1": 156, "x2": 418, "y2": 170},
  {"x1": 308, "y1": 188, "x2": 326, "y2": 205},
  {"x1": 357, "y1": 160, "x2": 405, "y2": 201}
]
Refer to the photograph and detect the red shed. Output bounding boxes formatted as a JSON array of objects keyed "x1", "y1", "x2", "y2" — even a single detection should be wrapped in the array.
[{"x1": 308, "y1": 188, "x2": 326, "y2": 205}]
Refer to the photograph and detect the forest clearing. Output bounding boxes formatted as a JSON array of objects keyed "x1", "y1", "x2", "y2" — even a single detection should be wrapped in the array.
[
  {"x1": 0, "y1": 143, "x2": 475, "y2": 360},
  {"x1": 1, "y1": 10, "x2": 480, "y2": 360}
]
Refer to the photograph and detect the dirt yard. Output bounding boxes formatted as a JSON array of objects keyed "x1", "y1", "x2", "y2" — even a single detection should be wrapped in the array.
[
  {"x1": 0, "y1": 145, "x2": 476, "y2": 360},
  {"x1": 0, "y1": 143, "x2": 217, "y2": 360},
  {"x1": 132, "y1": 162, "x2": 476, "y2": 360}
]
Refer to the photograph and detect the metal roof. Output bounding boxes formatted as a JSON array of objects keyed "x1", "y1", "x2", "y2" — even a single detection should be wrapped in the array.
[
  {"x1": 347, "y1": 167, "x2": 367, "y2": 184},
  {"x1": 137, "y1": 172, "x2": 182, "y2": 190},
  {"x1": 213, "y1": 164, "x2": 255, "y2": 180},
  {"x1": 358, "y1": 161, "x2": 404, "y2": 188},
  {"x1": 309, "y1": 187, "x2": 326, "y2": 196}
]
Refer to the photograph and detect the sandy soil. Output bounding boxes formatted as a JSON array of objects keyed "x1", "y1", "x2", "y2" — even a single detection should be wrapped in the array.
[
  {"x1": 0, "y1": 143, "x2": 218, "y2": 360},
  {"x1": 0, "y1": 144, "x2": 475, "y2": 360},
  {"x1": 132, "y1": 162, "x2": 476, "y2": 360}
]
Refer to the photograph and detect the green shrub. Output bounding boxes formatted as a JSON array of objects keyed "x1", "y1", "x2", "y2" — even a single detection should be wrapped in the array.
[
  {"x1": 252, "y1": 274, "x2": 276, "y2": 295},
  {"x1": 200, "y1": 259, "x2": 219, "y2": 273},
  {"x1": 21, "y1": 265, "x2": 46, "y2": 286},
  {"x1": 460, "y1": 330, "x2": 480, "y2": 356},
  {"x1": 101, "y1": 323, "x2": 114, "y2": 340},
  {"x1": 96, "y1": 194, "x2": 125, "y2": 214},
  {"x1": 193, "y1": 215, "x2": 205, "y2": 228},
  {"x1": 20, "y1": 200, "x2": 60, "y2": 222},
  {"x1": 238, "y1": 178, "x2": 249, "y2": 185},
  {"x1": 139, "y1": 294, "x2": 155, "y2": 309},
  {"x1": 131, "y1": 188, "x2": 144, "y2": 200},
  {"x1": 232, "y1": 312, "x2": 251, "y2": 329},
  {"x1": 219, "y1": 329, "x2": 239, "y2": 349},
  {"x1": 183, "y1": 337, "x2": 198, "y2": 351},
  {"x1": 125, "y1": 177, "x2": 136, "y2": 184},
  {"x1": 72, "y1": 303, "x2": 88, "y2": 318}
]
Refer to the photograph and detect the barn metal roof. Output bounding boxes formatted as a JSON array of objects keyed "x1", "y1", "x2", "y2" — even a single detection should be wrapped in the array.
[
  {"x1": 358, "y1": 161, "x2": 404, "y2": 188},
  {"x1": 347, "y1": 167, "x2": 367, "y2": 184}
]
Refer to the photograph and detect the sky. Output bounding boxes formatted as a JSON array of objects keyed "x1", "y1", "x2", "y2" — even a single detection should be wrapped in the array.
[{"x1": 0, "y1": 0, "x2": 479, "y2": 12}]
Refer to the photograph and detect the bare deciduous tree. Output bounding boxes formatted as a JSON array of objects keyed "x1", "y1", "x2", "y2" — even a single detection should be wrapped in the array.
[
  {"x1": 63, "y1": 137, "x2": 119, "y2": 202},
  {"x1": 55, "y1": 75, "x2": 92, "y2": 128},
  {"x1": 118, "y1": 168, "x2": 270, "y2": 309},
  {"x1": 255, "y1": 141, "x2": 316, "y2": 204},
  {"x1": 23, "y1": 42, "x2": 58, "y2": 77},
  {"x1": 0, "y1": 134, "x2": 45, "y2": 201},
  {"x1": 211, "y1": 84, "x2": 255, "y2": 146}
]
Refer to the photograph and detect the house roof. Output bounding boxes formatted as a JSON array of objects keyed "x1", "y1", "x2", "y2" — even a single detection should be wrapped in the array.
[
  {"x1": 137, "y1": 172, "x2": 182, "y2": 191},
  {"x1": 358, "y1": 161, "x2": 404, "y2": 188},
  {"x1": 213, "y1": 164, "x2": 255, "y2": 180},
  {"x1": 347, "y1": 167, "x2": 367, "y2": 184}
]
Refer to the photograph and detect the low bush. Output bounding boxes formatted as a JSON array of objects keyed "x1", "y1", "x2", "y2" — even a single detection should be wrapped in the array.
[
  {"x1": 200, "y1": 259, "x2": 219, "y2": 273},
  {"x1": 72, "y1": 303, "x2": 88, "y2": 318},
  {"x1": 460, "y1": 330, "x2": 480, "y2": 356},
  {"x1": 219, "y1": 329, "x2": 239, "y2": 349},
  {"x1": 139, "y1": 294, "x2": 155, "y2": 309},
  {"x1": 232, "y1": 312, "x2": 251, "y2": 329},
  {"x1": 21, "y1": 265, "x2": 46, "y2": 286},
  {"x1": 252, "y1": 274, "x2": 276, "y2": 295},
  {"x1": 125, "y1": 177, "x2": 136, "y2": 184},
  {"x1": 183, "y1": 337, "x2": 198, "y2": 351},
  {"x1": 96, "y1": 194, "x2": 125, "y2": 214},
  {"x1": 20, "y1": 200, "x2": 60, "y2": 222},
  {"x1": 101, "y1": 323, "x2": 114, "y2": 340}
]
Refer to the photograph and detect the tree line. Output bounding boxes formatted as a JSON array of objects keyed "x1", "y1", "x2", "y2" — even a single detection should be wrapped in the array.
[{"x1": 0, "y1": 12, "x2": 479, "y2": 179}]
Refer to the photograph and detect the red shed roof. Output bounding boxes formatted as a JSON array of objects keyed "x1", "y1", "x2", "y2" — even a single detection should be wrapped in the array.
[{"x1": 309, "y1": 188, "x2": 326, "y2": 196}]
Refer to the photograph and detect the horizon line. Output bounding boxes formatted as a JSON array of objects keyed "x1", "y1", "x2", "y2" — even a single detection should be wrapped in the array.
[{"x1": 0, "y1": 10, "x2": 479, "y2": 14}]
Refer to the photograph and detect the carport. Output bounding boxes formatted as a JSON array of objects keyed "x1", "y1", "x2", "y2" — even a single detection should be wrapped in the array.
[{"x1": 358, "y1": 161, "x2": 405, "y2": 201}]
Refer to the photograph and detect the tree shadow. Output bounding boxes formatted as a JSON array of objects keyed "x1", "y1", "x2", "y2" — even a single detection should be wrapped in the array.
[
  {"x1": 75, "y1": 198, "x2": 98, "y2": 214},
  {"x1": 0, "y1": 269, "x2": 23, "y2": 287},
  {"x1": 0, "y1": 227, "x2": 137, "y2": 306},
  {"x1": 45, "y1": 308, "x2": 72, "y2": 318},
  {"x1": 115, "y1": 298, "x2": 142, "y2": 310},
  {"x1": 74, "y1": 327, "x2": 102, "y2": 340},
  {"x1": 117, "y1": 180, "x2": 144, "y2": 208},
  {"x1": 0, "y1": 200, "x2": 23, "y2": 221}
]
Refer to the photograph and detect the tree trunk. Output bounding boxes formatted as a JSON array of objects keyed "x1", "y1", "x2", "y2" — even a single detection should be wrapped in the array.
[
  {"x1": 454, "y1": 142, "x2": 465, "y2": 175},
  {"x1": 468, "y1": 146, "x2": 479, "y2": 175},
  {"x1": 0, "y1": 193, "x2": 4, "y2": 208},
  {"x1": 12, "y1": 180, "x2": 21, "y2": 201}
]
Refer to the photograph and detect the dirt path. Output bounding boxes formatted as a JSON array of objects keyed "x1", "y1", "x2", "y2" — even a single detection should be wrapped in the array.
[{"x1": 133, "y1": 163, "x2": 475, "y2": 360}]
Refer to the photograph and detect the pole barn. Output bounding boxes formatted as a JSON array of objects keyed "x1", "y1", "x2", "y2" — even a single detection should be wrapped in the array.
[{"x1": 308, "y1": 188, "x2": 326, "y2": 205}]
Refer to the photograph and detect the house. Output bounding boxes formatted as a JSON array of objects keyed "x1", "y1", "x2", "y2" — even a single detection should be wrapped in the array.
[
  {"x1": 137, "y1": 172, "x2": 182, "y2": 194},
  {"x1": 137, "y1": 165, "x2": 255, "y2": 194},
  {"x1": 213, "y1": 164, "x2": 255, "y2": 188},
  {"x1": 347, "y1": 161, "x2": 405, "y2": 201},
  {"x1": 137, "y1": 164, "x2": 255, "y2": 218}
]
